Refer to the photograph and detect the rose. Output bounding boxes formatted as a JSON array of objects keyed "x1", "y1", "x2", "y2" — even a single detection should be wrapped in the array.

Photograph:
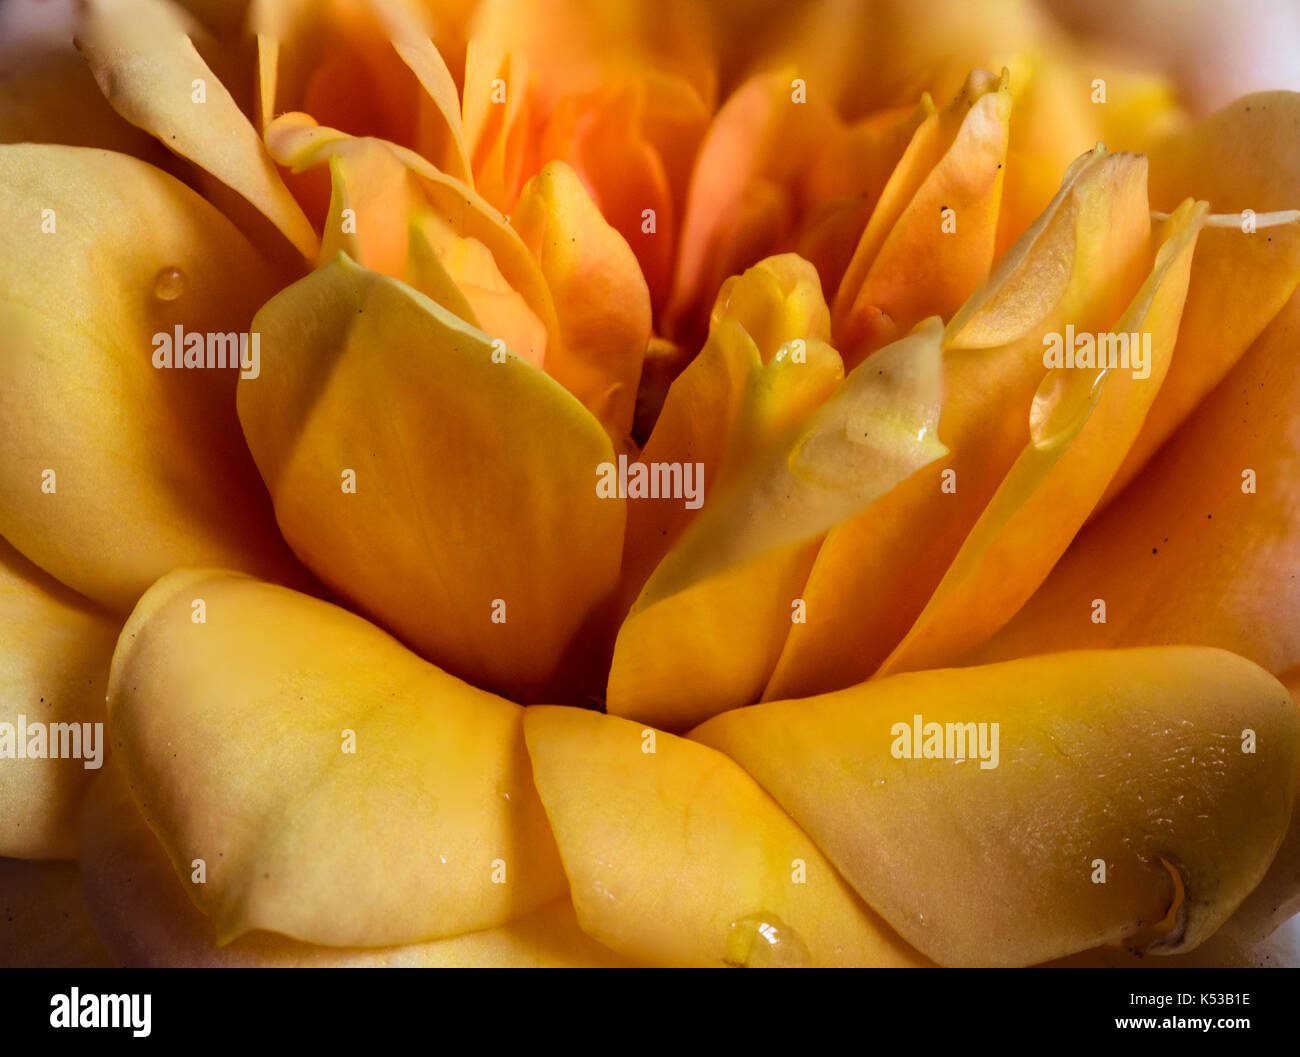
[{"x1": 1, "y1": 0, "x2": 1299, "y2": 968}]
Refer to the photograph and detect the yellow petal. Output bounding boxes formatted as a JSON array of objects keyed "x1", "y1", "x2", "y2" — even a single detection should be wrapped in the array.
[
  {"x1": 76, "y1": 0, "x2": 318, "y2": 259},
  {"x1": 0, "y1": 144, "x2": 308, "y2": 611},
  {"x1": 0, "y1": 858, "x2": 113, "y2": 967},
  {"x1": 0, "y1": 537, "x2": 117, "y2": 859},
  {"x1": 695, "y1": 647, "x2": 1300, "y2": 967},
  {"x1": 765, "y1": 146, "x2": 1151, "y2": 700},
  {"x1": 833, "y1": 70, "x2": 1011, "y2": 363},
  {"x1": 512, "y1": 161, "x2": 652, "y2": 439},
  {"x1": 981, "y1": 290, "x2": 1300, "y2": 676},
  {"x1": 524, "y1": 706, "x2": 928, "y2": 967},
  {"x1": 877, "y1": 200, "x2": 1205, "y2": 676},
  {"x1": 79, "y1": 759, "x2": 629, "y2": 966},
  {"x1": 1103, "y1": 92, "x2": 1300, "y2": 502},
  {"x1": 620, "y1": 254, "x2": 837, "y2": 598},
  {"x1": 238, "y1": 254, "x2": 623, "y2": 703},
  {"x1": 107, "y1": 568, "x2": 568, "y2": 947},
  {"x1": 609, "y1": 318, "x2": 945, "y2": 731}
]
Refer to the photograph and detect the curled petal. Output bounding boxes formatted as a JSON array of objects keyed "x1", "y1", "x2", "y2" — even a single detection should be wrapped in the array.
[
  {"x1": 665, "y1": 71, "x2": 839, "y2": 344},
  {"x1": 76, "y1": 0, "x2": 318, "y2": 259},
  {"x1": 695, "y1": 647, "x2": 1300, "y2": 967},
  {"x1": 877, "y1": 199, "x2": 1205, "y2": 675},
  {"x1": 981, "y1": 289, "x2": 1300, "y2": 676},
  {"x1": 609, "y1": 318, "x2": 945, "y2": 731},
  {"x1": 512, "y1": 161, "x2": 653, "y2": 438},
  {"x1": 834, "y1": 70, "x2": 1011, "y2": 363},
  {"x1": 622, "y1": 254, "x2": 838, "y2": 596},
  {"x1": 765, "y1": 146, "x2": 1151, "y2": 700},
  {"x1": 1104, "y1": 91, "x2": 1300, "y2": 501}
]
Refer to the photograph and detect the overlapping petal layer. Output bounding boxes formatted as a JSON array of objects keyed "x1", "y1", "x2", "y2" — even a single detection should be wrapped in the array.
[
  {"x1": 76, "y1": 0, "x2": 318, "y2": 259},
  {"x1": 765, "y1": 145, "x2": 1152, "y2": 698},
  {"x1": 525, "y1": 705, "x2": 929, "y2": 967},
  {"x1": 695, "y1": 647, "x2": 1300, "y2": 967},
  {"x1": 0, "y1": 144, "x2": 307, "y2": 612},
  {"x1": 609, "y1": 315, "x2": 946, "y2": 730},
  {"x1": 981, "y1": 288, "x2": 1300, "y2": 677},
  {"x1": 107, "y1": 568, "x2": 568, "y2": 948},
  {"x1": 239, "y1": 254, "x2": 624, "y2": 702},
  {"x1": 78, "y1": 759, "x2": 628, "y2": 966}
]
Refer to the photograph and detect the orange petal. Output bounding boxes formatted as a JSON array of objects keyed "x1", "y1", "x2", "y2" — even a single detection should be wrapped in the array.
[
  {"x1": 512, "y1": 160, "x2": 652, "y2": 438},
  {"x1": 877, "y1": 200, "x2": 1205, "y2": 676},
  {"x1": 980, "y1": 289, "x2": 1300, "y2": 677},
  {"x1": 665, "y1": 70, "x2": 839, "y2": 345},
  {"x1": 619, "y1": 255, "x2": 838, "y2": 601},
  {"x1": 833, "y1": 70, "x2": 1011, "y2": 363},
  {"x1": 765, "y1": 146, "x2": 1151, "y2": 700},
  {"x1": 1103, "y1": 92, "x2": 1300, "y2": 502},
  {"x1": 609, "y1": 318, "x2": 945, "y2": 731}
]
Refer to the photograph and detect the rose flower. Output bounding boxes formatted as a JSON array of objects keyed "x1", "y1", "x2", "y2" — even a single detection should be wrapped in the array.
[{"x1": 1, "y1": 0, "x2": 1299, "y2": 968}]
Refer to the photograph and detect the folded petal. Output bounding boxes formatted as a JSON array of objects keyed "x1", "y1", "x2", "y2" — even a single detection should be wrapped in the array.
[
  {"x1": 524, "y1": 705, "x2": 928, "y2": 967},
  {"x1": 0, "y1": 537, "x2": 118, "y2": 859},
  {"x1": 609, "y1": 318, "x2": 945, "y2": 730},
  {"x1": 79, "y1": 758, "x2": 628, "y2": 966},
  {"x1": 264, "y1": 113, "x2": 550, "y2": 365},
  {"x1": 695, "y1": 647, "x2": 1300, "y2": 967},
  {"x1": 76, "y1": 0, "x2": 318, "y2": 259},
  {"x1": 765, "y1": 146, "x2": 1151, "y2": 700},
  {"x1": 620, "y1": 254, "x2": 838, "y2": 597},
  {"x1": 239, "y1": 254, "x2": 623, "y2": 703},
  {"x1": 0, "y1": 144, "x2": 308, "y2": 611},
  {"x1": 877, "y1": 200, "x2": 1205, "y2": 676},
  {"x1": 833, "y1": 70, "x2": 1011, "y2": 363},
  {"x1": 512, "y1": 161, "x2": 652, "y2": 439},
  {"x1": 107, "y1": 568, "x2": 568, "y2": 947},
  {"x1": 981, "y1": 289, "x2": 1300, "y2": 676},
  {"x1": 1103, "y1": 92, "x2": 1300, "y2": 501}
]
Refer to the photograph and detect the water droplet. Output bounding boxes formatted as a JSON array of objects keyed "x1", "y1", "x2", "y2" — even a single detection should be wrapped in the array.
[
  {"x1": 153, "y1": 266, "x2": 186, "y2": 301},
  {"x1": 723, "y1": 912, "x2": 811, "y2": 967},
  {"x1": 1030, "y1": 366, "x2": 1106, "y2": 451}
]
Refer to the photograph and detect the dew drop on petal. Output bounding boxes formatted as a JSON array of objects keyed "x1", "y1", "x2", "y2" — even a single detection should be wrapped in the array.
[
  {"x1": 153, "y1": 266, "x2": 186, "y2": 302},
  {"x1": 724, "y1": 912, "x2": 811, "y2": 967}
]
